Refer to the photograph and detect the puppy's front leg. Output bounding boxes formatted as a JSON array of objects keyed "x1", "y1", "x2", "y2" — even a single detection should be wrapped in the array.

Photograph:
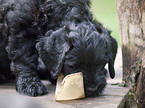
[{"x1": 6, "y1": 34, "x2": 47, "y2": 96}]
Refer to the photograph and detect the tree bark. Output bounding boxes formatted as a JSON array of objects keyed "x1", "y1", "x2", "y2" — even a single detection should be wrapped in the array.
[
  {"x1": 136, "y1": 57, "x2": 145, "y2": 108},
  {"x1": 116, "y1": 0, "x2": 145, "y2": 107},
  {"x1": 116, "y1": 0, "x2": 145, "y2": 83},
  {"x1": 118, "y1": 57, "x2": 145, "y2": 108}
]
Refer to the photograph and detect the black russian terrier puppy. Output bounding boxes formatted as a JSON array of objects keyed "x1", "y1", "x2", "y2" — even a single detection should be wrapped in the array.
[{"x1": 0, "y1": 0, "x2": 118, "y2": 97}]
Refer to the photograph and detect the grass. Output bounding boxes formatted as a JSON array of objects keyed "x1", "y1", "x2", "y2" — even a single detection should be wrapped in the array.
[{"x1": 90, "y1": 0, "x2": 120, "y2": 45}]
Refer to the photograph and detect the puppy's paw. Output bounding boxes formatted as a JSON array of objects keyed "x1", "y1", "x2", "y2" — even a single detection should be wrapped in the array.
[{"x1": 16, "y1": 77, "x2": 48, "y2": 96}]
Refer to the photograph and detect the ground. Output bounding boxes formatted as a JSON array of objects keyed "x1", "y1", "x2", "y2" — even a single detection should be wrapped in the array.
[{"x1": 0, "y1": 48, "x2": 129, "y2": 108}]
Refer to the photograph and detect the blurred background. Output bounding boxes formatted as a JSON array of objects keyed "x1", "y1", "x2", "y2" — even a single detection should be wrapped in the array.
[{"x1": 90, "y1": 0, "x2": 120, "y2": 45}]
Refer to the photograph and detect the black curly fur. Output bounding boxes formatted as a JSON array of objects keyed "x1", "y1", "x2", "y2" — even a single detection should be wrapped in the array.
[{"x1": 0, "y1": 0, "x2": 118, "y2": 97}]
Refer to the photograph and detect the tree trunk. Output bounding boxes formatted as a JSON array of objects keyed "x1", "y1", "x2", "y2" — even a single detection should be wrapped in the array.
[
  {"x1": 116, "y1": 0, "x2": 145, "y2": 83},
  {"x1": 118, "y1": 57, "x2": 145, "y2": 108},
  {"x1": 136, "y1": 57, "x2": 145, "y2": 108},
  {"x1": 116, "y1": 0, "x2": 145, "y2": 107}
]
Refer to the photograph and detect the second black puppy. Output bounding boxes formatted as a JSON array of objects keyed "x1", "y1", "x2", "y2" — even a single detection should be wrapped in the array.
[{"x1": 0, "y1": 0, "x2": 117, "y2": 97}]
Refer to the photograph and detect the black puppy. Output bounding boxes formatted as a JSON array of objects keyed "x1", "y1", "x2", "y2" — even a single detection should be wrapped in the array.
[{"x1": 0, "y1": 0, "x2": 117, "y2": 97}]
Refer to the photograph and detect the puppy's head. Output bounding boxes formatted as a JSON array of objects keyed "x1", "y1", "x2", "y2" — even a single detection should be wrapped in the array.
[
  {"x1": 36, "y1": 22, "x2": 117, "y2": 97},
  {"x1": 62, "y1": 23, "x2": 117, "y2": 96}
]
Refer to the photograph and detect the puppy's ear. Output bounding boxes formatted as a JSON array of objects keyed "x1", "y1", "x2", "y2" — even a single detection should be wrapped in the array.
[
  {"x1": 107, "y1": 36, "x2": 118, "y2": 79},
  {"x1": 36, "y1": 27, "x2": 70, "y2": 79},
  {"x1": 108, "y1": 53, "x2": 115, "y2": 79}
]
